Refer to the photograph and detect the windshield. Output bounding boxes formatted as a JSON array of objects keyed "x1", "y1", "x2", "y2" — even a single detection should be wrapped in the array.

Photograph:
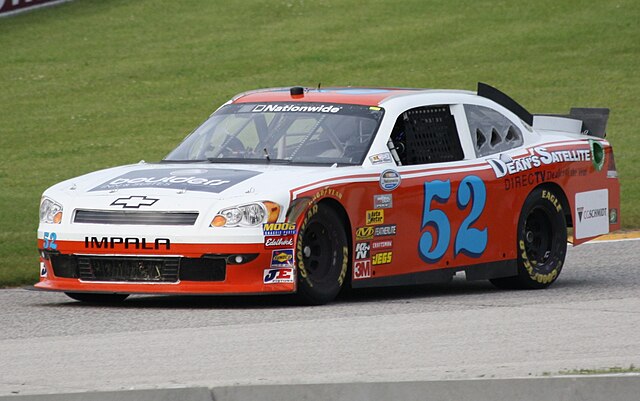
[{"x1": 164, "y1": 102, "x2": 384, "y2": 165}]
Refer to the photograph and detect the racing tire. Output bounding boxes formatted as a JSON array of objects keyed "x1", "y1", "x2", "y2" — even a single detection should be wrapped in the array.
[
  {"x1": 295, "y1": 204, "x2": 349, "y2": 305},
  {"x1": 65, "y1": 292, "x2": 129, "y2": 303},
  {"x1": 490, "y1": 187, "x2": 567, "y2": 290}
]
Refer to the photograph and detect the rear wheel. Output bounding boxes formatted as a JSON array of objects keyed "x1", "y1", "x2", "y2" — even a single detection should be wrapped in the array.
[
  {"x1": 295, "y1": 204, "x2": 349, "y2": 305},
  {"x1": 490, "y1": 187, "x2": 567, "y2": 289},
  {"x1": 65, "y1": 292, "x2": 129, "y2": 303}
]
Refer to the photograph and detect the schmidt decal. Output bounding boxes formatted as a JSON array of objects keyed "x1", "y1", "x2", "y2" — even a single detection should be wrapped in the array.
[{"x1": 90, "y1": 168, "x2": 261, "y2": 193}]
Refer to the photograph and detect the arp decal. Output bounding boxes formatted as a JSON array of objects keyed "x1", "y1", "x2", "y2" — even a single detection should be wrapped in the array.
[
  {"x1": 355, "y1": 242, "x2": 370, "y2": 260},
  {"x1": 488, "y1": 147, "x2": 591, "y2": 178},
  {"x1": 366, "y1": 210, "x2": 384, "y2": 225},
  {"x1": 372, "y1": 252, "x2": 392, "y2": 265},
  {"x1": 353, "y1": 260, "x2": 372, "y2": 279},
  {"x1": 419, "y1": 175, "x2": 487, "y2": 263},
  {"x1": 355, "y1": 226, "x2": 374, "y2": 241},
  {"x1": 43, "y1": 232, "x2": 57, "y2": 250},
  {"x1": 263, "y1": 268, "x2": 295, "y2": 284},
  {"x1": 110, "y1": 196, "x2": 158, "y2": 208},
  {"x1": 91, "y1": 168, "x2": 261, "y2": 194},
  {"x1": 263, "y1": 223, "x2": 297, "y2": 236},
  {"x1": 379, "y1": 169, "x2": 401, "y2": 191},
  {"x1": 271, "y1": 249, "x2": 295, "y2": 268},
  {"x1": 373, "y1": 194, "x2": 393, "y2": 209}
]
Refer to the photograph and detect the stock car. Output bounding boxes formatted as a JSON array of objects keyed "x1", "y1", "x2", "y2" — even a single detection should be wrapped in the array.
[{"x1": 36, "y1": 83, "x2": 620, "y2": 304}]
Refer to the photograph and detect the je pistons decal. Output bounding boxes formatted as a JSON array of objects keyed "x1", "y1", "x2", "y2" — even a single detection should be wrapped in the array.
[
  {"x1": 91, "y1": 168, "x2": 261, "y2": 194},
  {"x1": 264, "y1": 268, "x2": 294, "y2": 284}
]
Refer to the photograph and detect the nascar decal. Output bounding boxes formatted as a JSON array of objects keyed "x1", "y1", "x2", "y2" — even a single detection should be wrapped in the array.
[
  {"x1": 488, "y1": 147, "x2": 591, "y2": 178},
  {"x1": 574, "y1": 189, "x2": 609, "y2": 239},
  {"x1": 271, "y1": 249, "x2": 294, "y2": 268},
  {"x1": 419, "y1": 176, "x2": 487, "y2": 263},
  {"x1": 91, "y1": 168, "x2": 261, "y2": 194},
  {"x1": 263, "y1": 268, "x2": 295, "y2": 284}
]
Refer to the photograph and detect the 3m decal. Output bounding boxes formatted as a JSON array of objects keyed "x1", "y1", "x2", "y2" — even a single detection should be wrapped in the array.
[
  {"x1": 488, "y1": 147, "x2": 591, "y2": 178},
  {"x1": 263, "y1": 268, "x2": 295, "y2": 284},
  {"x1": 419, "y1": 175, "x2": 487, "y2": 263},
  {"x1": 110, "y1": 196, "x2": 158, "y2": 209},
  {"x1": 380, "y1": 169, "x2": 401, "y2": 191},
  {"x1": 91, "y1": 168, "x2": 260, "y2": 194},
  {"x1": 374, "y1": 224, "x2": 396, "y2": 237},
  {"x1": 372, "y1": 252, "x2": 392, "y2": 265},
  {"x1": 373, "y1": 194, "x2": 393, "y2": 209},
  {"x1": 371, "y1": 240, "x2": 393, "y2": 250},
  {"x1": 574, "y1": 189, "x2": 609, "y2": 239},
  {"x1": 366, "y1": 210, "x2": 384, "y2": 225},
  {"x1": 43, "y1": 232, "x2": 57, "y2": 250},
  {"x1": 355, "y1": 226, "x2": 374, "y2": 240},
  {"x1": 353, "y1": 260, "x2": 372, "y2": 279},
  {"x1": 264, "y1": 236, "x2": 294, "y2": 248},
  {"x1": 263, "y1": 223, "x2": 297, "y2": 236},
  {"x1": 355, "y1": 242, "x2": 370, "y2": 260},
  {"x1": 271, "y1": 249, "x2": 294, "y2": 268}
]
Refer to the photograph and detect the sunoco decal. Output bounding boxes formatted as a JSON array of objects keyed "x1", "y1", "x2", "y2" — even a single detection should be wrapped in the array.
[
  {"x1": 271, "y1": 249, "x2": 295, "y2": 268},
  {"x1": 91, "y1": 168, "x2": 260, "y2": 194}
]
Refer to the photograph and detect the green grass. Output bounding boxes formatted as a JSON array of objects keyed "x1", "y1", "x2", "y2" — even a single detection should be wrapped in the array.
[{"x1": 1, "y1": 0, "x2": 638, "y2": 286}]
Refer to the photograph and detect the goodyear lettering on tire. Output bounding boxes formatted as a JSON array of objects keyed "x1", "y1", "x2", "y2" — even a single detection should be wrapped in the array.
[{"x1": 296, "y1": 203, "x2": 319, "y2": 287}]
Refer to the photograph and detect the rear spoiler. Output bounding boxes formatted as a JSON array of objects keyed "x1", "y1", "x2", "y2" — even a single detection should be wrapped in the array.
[{"x1": 477, "y1": 83, "x2": 610, "y2": 138}]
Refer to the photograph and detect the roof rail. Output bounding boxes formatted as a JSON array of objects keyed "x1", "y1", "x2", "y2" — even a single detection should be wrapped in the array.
[{"x1": 477, "y1": 82, "x2": 533, "y2": 126}]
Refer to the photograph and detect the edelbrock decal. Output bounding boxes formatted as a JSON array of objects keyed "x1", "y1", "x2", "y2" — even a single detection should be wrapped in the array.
[{"x1": 91, "y1": 168, "x2": 261, "y2": 194}]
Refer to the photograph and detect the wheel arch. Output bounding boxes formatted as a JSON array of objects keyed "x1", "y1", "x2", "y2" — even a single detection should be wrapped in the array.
[{"x1": 529, "y1": 182, "x2": 573, "y2": 228}]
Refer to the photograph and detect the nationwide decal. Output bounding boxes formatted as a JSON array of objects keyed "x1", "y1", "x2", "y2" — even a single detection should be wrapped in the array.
[
  {"x1": 372, "y1": 252, "x2": 393, "y2": 265},
  {"x1": 271, "y1": 249, "x2": 294, "y2": 268},
  {"x1": 110, "y1": 196, "x2": 158, "y2": 209},
  {"x1": 355, "y1": 242, "x2": 370, "y2": 260},
  {"x1": 369, "y1": 152, "x2": 392, "y2": 165},
  {"x1": 264, "y1": 236, "x2": 294, "y2": 248},
  {"x1": 371, "y1": 240, "x2": 393, "y2": 250},
  {"x1": 374, "y1": 224, "x2": 397, "y2": 237},
  {"x1": 263, "y1": 223, "x2": 297, "y2": 236},
  {"x1": 353, "y1": 260, "x2": 372, "y2": 279},
  {"x1": 373, "y1": 194, "x2": 393, "y2": 209},
  {"x1": 90, "y1": 168, "x2": 260, "y2": 194},
  {"x1": 355, "y1": 226, "x2": 374, "y2": 241},
  {"x1": 488, "y1": 147, "x2": 591, "y2": 179},
  {"x1": 252, "y1": 104, "x2": 342, "y2": 113},
  {"x1": 263, "y1": 268, "x2": 295, "y2": 284},
  {"x1": 380, "y1": 169, "x2": 401, "y2": 191},
  {"x1": 84, "y1": 237, "x2": 171, "y2": 250},
  {"x1": 366, "y1": 210, "x2": 384, "y2": 225}
]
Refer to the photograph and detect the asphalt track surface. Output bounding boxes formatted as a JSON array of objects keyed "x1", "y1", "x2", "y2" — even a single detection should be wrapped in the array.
[{"x1": 1, "y1": 239, "x2": 639, "y2": 396}]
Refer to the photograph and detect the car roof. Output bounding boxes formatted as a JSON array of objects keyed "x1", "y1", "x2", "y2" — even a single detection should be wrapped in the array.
[{"x1": 231, "y1": 87, "x2": 475, "y2": 106}]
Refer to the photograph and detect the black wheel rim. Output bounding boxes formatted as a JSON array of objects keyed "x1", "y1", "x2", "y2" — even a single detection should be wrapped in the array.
[
  {"x1": 523, "y1": 207, "x2": 555, "y2": 273},
  {"x1": 300, "y1": 220, "x2": 337, "y2": 282}
]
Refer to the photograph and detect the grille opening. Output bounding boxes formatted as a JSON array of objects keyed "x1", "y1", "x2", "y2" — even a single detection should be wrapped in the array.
[{"x1": 74, "y1": 210, "x2": 198, "y2": 226}]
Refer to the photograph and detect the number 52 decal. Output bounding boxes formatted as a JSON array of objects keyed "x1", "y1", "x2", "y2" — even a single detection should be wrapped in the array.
[{"x1": 419, "y1": 175, "x2": 487, "y2": 263}]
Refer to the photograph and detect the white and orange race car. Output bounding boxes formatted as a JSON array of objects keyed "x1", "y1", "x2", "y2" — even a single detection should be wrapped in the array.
[{"x1": 36, "y1": 83, "x2": 620, "y2": 304}]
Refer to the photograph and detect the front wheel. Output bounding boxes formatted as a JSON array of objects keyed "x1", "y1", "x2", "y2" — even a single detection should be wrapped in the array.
[
  {"x1": 295, "y1": 204, "x2": 349, "y2": 305},
  {"x1": 490, "y1": 187, "x2": 567, "y2": 289},
  {"x1": 65, "y1": 292, "x2": 129, "y2": 303}
]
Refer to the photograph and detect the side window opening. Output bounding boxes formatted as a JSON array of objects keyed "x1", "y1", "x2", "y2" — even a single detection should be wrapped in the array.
[
  {"x1": 464, "y1": 104, "x2": 523, "y2": 157},
  {"x1": 388, "y1": 105, "x2": 464, "y2": 166}
]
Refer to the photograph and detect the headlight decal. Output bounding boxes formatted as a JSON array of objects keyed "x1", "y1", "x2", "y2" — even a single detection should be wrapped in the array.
[
  {"x1": 39, "y1": 197, "x2": 63, "y2": 224},
  {"x1": 211, "y1": 201, "x2": 280, "y2": 228}
]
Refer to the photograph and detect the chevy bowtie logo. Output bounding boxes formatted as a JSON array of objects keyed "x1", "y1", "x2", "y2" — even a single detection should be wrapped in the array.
[{"x1": 110, "y1": 196, "x2": 159, "y2": 209}]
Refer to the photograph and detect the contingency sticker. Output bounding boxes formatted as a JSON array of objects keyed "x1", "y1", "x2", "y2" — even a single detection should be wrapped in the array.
[{"x1": 574, "y1": 189, "x2": 609, "y2": 239}]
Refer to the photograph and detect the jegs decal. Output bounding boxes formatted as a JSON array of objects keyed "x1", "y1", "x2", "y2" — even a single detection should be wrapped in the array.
[{"x1": 419, "y1": 175, "x2": 487, "y2": 263}]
